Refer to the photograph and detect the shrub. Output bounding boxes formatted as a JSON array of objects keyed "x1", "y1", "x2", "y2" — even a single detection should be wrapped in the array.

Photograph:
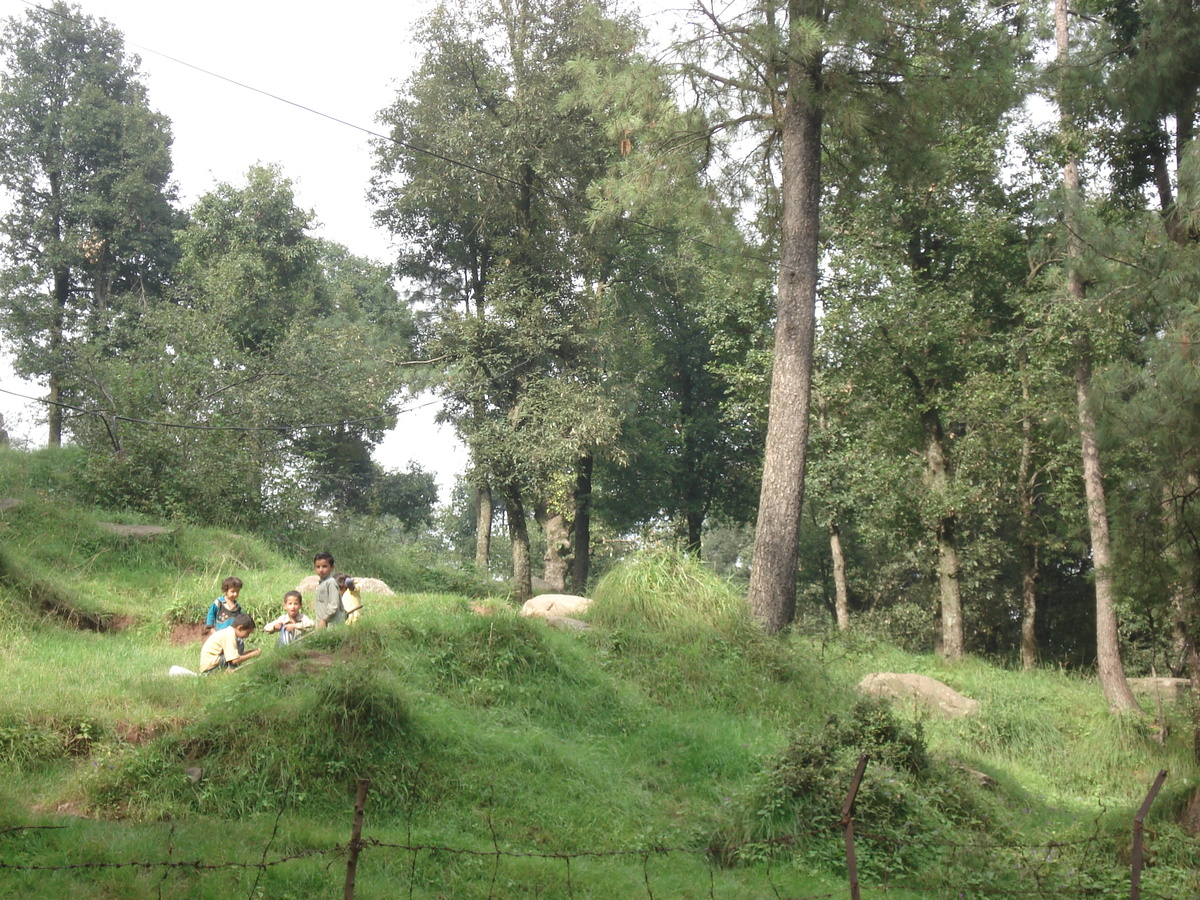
[
  {"x1": 590, "y1": 545, "x2": 750, "y2": 634},
  {"x1": 712, "y1": 698, "x2": 946, "y2": 880}
]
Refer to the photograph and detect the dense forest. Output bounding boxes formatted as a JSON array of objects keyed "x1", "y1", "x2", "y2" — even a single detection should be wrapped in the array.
[{"x1": 3, "y1": 0, "x2": 1200, "y2": 712}]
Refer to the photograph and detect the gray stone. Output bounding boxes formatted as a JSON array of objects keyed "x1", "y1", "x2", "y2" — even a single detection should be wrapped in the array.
[
  {"x1": 858, "y1": 672, "x2": 980, "y2": 718},
  {"x1": 520, "y1": 594, "x2": 592, "y2": 618},
  {"x1": 1128, "y1": 677, "x2": 1191, "y2": 703}
]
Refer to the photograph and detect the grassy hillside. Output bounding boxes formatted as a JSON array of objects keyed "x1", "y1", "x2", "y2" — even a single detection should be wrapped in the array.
[{"x1": 0, "y1": 447, "x2": 1197, "y2": 899}]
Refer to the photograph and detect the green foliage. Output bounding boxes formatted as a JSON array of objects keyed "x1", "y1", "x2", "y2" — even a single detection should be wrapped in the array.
[
  {"x1": 65, "y1": 167, "x2": 414, "y2": 528},
  {"x1": 0, "y1": 2, "x2": 180, "y2": 443},
  {"x1": 713, "y1": 698, "x2": 946, "y2": 880}
]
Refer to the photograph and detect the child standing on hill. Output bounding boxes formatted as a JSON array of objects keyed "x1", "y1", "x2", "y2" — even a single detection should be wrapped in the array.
[
  {"x1": 312, "y1": 552, "x2": 343, "y2": 629},
  {"x1": 334, "y1": 573, "x2": 363, "y2": 625},
  {"x1": 264, "y1": 590, "x2": 314, "y2": 646},
  {"x1": 204, "y1": 576, "x2": 243, "y2": 635},
  {"x1": 199, "y1": 613, "x2": 260, "y2": 673}
]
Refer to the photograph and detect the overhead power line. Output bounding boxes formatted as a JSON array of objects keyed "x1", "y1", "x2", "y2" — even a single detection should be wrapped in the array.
[{"x1": 15, "y1": 0, "x2": 793, "y2": 279}]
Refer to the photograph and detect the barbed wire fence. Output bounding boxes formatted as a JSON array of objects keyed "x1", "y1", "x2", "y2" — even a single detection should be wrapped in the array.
[{"x1": 0, "y1": 762, "x2": 1191, "y2": 899}]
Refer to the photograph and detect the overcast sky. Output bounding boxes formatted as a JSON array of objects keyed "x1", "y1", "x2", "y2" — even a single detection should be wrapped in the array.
[{"x1": 0, "y1": 0, "x2": 687, "y2": 498}]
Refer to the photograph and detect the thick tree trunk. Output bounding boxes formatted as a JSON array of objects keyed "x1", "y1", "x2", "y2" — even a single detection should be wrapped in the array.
[
  {"x1": 572, "y1": 454, "x2": 592, "y2": 592},
  {"x1": 505, "y1": 483, "x2": 532, "y2": 602},
  {"x1": 747, "y1": 0, "x2": 823, "y2": 633},
  {"x1": 1076, "y1": 341, "x2": 1140, "y2": 713},
  {"x1": 923, "y1": 410, "x2": 964, "y2": 660},
  {"x1": 536, "y1": 500, "x2": 571, "y2": 592},
  {"x1": 474, "y1": 482, "x2": 493, "y2": 574},
  {"x1": 829, "y1": 520, "x2": 850, "y2": 631},
  {"x1": 1057, "y1": 0, "x2": 1141, "y2": 715},
  {"x1": 1018, "y1": 373, "x2": 1039, "y2": 671},
  {"x1": 935, "y1": 518, "x2": 964, "y2": 659},
  {"x1": 47, "y1": 261, "x2": 69, "y2": 448}
]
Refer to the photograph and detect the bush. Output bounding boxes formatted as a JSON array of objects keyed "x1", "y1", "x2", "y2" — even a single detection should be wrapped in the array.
[{"x1": 712, "y1": 698, "x2": 948, "y2": 880}]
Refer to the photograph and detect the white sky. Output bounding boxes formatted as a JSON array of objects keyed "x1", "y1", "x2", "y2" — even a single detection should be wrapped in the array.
[{"x1": 0, "y1": 0, "x2": 687, "y2": 499}]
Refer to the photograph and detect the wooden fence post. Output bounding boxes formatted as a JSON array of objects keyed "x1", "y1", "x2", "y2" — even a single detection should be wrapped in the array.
[
  {"x1": 1130, "y1": 769, "x2": 1167, "y2": 900},
  {"x1": 344, "y1": 778, "x2": 372, "y2": 900},
  {"x1": 842, "y1": 754, "x2": 869, "y2": 900}
]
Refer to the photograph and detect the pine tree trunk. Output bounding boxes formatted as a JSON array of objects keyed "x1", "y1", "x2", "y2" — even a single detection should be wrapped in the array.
[
  {"x1": 1076, "y1": 330, "x2": 1140, "y2": 713},
  {"x1": 1057, "y1": 0, "x2": 1140, "y2": 715},
  {"x1": 829, "y1": 520, "x2": 850, "y2": 631},
  {"x1": 747, "y1": 0, "x2": 823, "y2": 633},
  {"x1": 1019, "y1": 373, "x2": 1039, "y2": 671}
]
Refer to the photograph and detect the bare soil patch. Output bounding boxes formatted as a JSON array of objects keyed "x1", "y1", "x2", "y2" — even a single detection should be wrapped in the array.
[
  {"x1": 169, "y1": 623, "x2": 207, "y2": 645},
  {"x1": 278, "y1": 650, "x2": 336, "y2": 674},
  {"x1": 115, "y1": 719, "x2": 183, "y2": 745}
]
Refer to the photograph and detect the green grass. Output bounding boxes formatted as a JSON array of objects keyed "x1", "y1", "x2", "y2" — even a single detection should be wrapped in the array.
[{"x1": 0, "y1": 449, "x2": 1198, "y2": 898}]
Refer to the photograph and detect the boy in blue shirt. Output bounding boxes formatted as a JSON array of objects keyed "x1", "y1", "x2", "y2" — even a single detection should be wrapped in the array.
[{"x1": 204, "y1": 576, "x2": 243, "y2": 635}]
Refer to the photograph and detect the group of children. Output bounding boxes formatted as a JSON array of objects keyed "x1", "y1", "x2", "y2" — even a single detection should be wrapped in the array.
[{"x1": 197, "y1": 552, "x2": 364, "y2": 674}]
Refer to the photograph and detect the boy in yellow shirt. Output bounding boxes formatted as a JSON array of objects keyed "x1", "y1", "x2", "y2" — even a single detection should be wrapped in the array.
[{"x1": 199, "y1": 614, "x2": 260, "y2": 673}]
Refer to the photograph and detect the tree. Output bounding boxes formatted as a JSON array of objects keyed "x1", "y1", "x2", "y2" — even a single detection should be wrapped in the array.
[
  {"x1": 1052, "y1": 0, "x2": 1141, "y2": 713},
  {"x1": 372, "y1": 0, "x2": 637, "y2": 597},
  {"x1": 70, "y1": 167, "x2": 410, "y2": 526},
  {"x1": 0, "y1": 2, "x2": 179, "y2": 445},
  {"x1": 681, "y1": 0, "x2": 1026, "y2": 631}
]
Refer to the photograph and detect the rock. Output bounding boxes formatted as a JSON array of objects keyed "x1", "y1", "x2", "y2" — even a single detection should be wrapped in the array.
[
  {"x1": 98, "y1": 522, "x2": 174, "y2": 537},
  {"x1": 951, "y1": 763, "x2": 999, "y2": 789},
  {"x1": 295, "y1": 574, "x2": 394, "y2": 595},
  {"x1": 545, "y1": 615, "x2": 590, "y2": 632},
  {"x1": 858, "y1": 672, "x2": 980, "y2": 718},
  {"x1": 351, "y1": 577, "x2": 395, "y2": 595},
  {"x1": 1127, "y1": 677, "x2": 1191, "y2": 703},
  {"x1": 183, "y1": 766, "x2": 204, "y2": 783},
  {"x1": 520, "y1": 593, "x2": 592, "y2": 618},
  {"x1": 0, "y1": 498, "x2": 22, "y2": 512}
]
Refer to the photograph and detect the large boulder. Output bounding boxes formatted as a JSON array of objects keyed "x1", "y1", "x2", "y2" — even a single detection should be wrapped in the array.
[
  {"x1": 858, "y1": 672, "x2": 980, "y2": 718},
  {"x1": 295, "y1": 574, "x2": 395, "y2": 595},
  {"x1": 520, "y1": 593, "x2": 592, "y2": 619},
  {"x1": 1127, "y1": 677, "x2": 1190, "y2": 703}
]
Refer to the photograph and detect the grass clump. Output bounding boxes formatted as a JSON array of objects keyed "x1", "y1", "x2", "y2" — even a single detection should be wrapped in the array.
[
  {"x1": 590, "y1": 545, "x2": 749, "y2": 634},
  {"x1": 712, "y1": 698, "x2": 955, "y2": 879}
]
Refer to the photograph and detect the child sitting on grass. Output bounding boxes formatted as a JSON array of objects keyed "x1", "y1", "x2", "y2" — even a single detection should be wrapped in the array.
[
  {"x1": 199, "y1": 613, "x2": 260, "y2": 674},
  {"x1": 334, "y1": 573, "x2": 363, "y2": 624},
  {"x1": 263, "y1": 590, "x2": 314, "y2": 646},
  {"x1": 204, "y1": 576, "x2": 244, "y2": 635}
]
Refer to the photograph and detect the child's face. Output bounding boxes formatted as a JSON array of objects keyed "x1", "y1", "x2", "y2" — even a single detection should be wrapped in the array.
[
  {"x1": 314, "y1": 558, "x2": 333, "y2": 579},
  {"x1": 234, "y1": 624, "x2": 254, "y2": 639},
  {"x1": 223, "y1": 587, "x2": 241, "y2": 604},
  {"x1": 284, "y1": 597, "x2": 302, "y2": 618}
]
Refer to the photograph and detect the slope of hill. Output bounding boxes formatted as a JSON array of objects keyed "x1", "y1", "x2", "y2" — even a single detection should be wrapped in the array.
[{"x1": 0, "y1": 447, "x2": 1196, "y2": 899}]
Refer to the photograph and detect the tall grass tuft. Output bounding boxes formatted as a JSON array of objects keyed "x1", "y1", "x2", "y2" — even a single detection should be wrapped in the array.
[{"x1": 590, "y1": 545, "x2": 750, "y2": 634}]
